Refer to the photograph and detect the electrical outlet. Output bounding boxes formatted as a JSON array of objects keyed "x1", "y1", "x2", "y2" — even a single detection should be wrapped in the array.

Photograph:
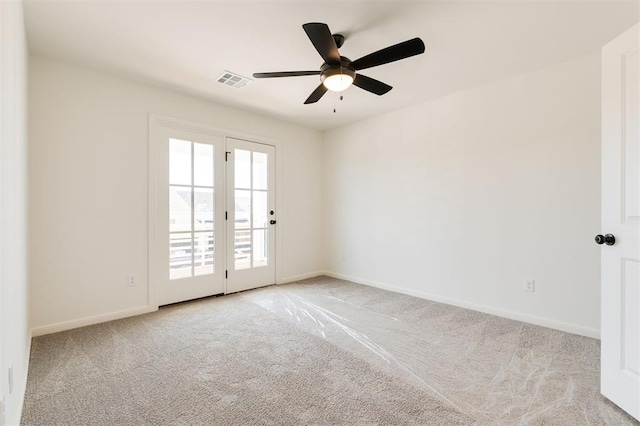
[
  {"x1": 524, "y1": 279, "x2": 535, "y2": 292},
  {"x1": 7, "y1": 365, "x2": 12, "y2": 395},
  {"x1": 128, "y1": 274, "x2": 136, "y2": 287}
]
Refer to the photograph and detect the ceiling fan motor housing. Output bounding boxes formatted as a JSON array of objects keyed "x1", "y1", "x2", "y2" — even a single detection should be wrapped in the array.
[{"x1": 320, "y1": 58, "x2": 356, "y2": 83}]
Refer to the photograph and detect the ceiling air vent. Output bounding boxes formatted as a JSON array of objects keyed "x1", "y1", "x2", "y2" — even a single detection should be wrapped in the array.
[{"x1": 216, "y1": 71, "x2": 252, "y2": 88}]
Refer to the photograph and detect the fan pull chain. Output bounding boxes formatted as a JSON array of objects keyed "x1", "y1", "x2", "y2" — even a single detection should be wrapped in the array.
[
  {"x1": 334, "y1": 66, "x2": 345, "y2": 113},
  {"x1": 332, "y1": 90, "x2": 345, "y2": 114}
]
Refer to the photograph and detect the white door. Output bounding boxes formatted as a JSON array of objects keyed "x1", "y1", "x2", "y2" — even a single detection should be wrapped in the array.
[
  {"x1": 601, "y1": 23, "x2": 640, "y2": 421},
  {"x1": 225, "y1": 138, "x2": 276, "y2": 293},
  {"x1": 156, "y1": 126, "x2": 225, "y2": 305}
]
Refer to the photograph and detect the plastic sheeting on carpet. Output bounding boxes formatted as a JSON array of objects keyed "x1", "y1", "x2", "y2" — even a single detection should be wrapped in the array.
[{"x1": 241, "y1": 279, "x2": 634, "y2": 425}]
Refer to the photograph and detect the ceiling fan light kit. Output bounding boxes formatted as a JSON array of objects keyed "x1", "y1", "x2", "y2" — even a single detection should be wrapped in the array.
[
  {"x1": 322, "y1": 73, "x2": 353, "y2": 92},
  {"x1": 253, "y1": 22, "x2": 425, "y2": 104}
]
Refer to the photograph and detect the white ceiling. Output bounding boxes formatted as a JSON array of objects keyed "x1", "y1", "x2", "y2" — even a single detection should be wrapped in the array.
[{"x1": 24, "y1": 1, "x2": 639, "y2": 131}]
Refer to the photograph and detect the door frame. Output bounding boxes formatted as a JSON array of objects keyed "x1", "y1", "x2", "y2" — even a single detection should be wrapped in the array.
[{"x1": 148, "y1": 113, "x2": 282, "y2": 309}]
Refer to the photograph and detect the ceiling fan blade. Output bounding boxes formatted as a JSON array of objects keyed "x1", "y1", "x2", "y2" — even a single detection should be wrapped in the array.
[
  {"x1": 353, "y1": 74, "x2": 392, "y2": 95},
  {"x1": 253, "y1": 71, "x2": 320, "y2": 78},
  {"x1": 351, "y1": 38, "x2": 425, "y2": 71},
  {"x1": 303, "y1": 23, "x2": 341, "y2": 64},
  {"x1": 304, "y1": 84, "x2": 328, "y2": 104}
]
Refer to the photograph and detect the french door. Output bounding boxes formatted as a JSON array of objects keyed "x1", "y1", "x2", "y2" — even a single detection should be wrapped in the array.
[
  {"x1": 154, "y1": 122, "x2": 276, "y2": 305},
  {"x1": 225, "y1": 138, "x2": 276, "y2": 293}
]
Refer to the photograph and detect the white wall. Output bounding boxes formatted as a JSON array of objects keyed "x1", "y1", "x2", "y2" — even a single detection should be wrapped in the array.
[
  {"x1": 323, "y1": 53, "x2": 602, "y2": 337},
  {"x1": 0, "y1": 1, "x2": 30, "y2": 424},
  {"x1": 28, "y1": 46, "x2": 604, "y2": 340},
  {"x1": 28, "y1": 54, "x2": 323, "y2": 334}
]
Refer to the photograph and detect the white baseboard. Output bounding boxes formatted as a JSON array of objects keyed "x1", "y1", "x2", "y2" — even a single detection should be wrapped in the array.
[
  {"x1": 277, "y1": 271, "x2": 325, "y2": 285},
  {"x1": 29, "y1": 273, "x2": 600, "y2": 339},
  {"x1": 323, "y1": 271, "x2": 600, "y2": 339},
  {"x1": 31, "y1": 305, "x2": 156, "y2": 337}
]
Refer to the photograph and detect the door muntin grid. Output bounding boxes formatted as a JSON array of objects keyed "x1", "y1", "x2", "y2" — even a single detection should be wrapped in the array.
[
  {"x1": 169, "y1": 138, "x2": 215, "y2": 279},
  {"x1": 234, "y1": 149, "x2": 269, "y2": 270}
]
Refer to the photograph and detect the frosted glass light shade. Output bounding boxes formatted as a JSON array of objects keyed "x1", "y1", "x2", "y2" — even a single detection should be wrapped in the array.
[{"x1": 322, "y1": 73, "x2": 354, "y2": 92}]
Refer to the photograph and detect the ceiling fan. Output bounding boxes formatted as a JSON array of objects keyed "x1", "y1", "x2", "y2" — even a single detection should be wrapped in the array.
[{"x1": 253, "y1": 23, "x2": 425, "y2": 104}]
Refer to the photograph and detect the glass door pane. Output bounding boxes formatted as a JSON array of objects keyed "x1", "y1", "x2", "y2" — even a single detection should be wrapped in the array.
[
  {"x1": 168, "y1": 138, "x2": 216, "y2": 280},
  {"x1": 233, "y1": 148, "x2": 269, "y2": 270}
]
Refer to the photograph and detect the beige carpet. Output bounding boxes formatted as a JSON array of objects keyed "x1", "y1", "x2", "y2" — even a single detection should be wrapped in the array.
[{"x1": 21, "y1": 276, "x2": 637, "y2": 425}]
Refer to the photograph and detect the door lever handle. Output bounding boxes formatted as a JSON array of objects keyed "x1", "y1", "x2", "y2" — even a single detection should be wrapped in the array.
[{"x1": 270, "y1": 220, "x2": 277, "y2": 225}]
